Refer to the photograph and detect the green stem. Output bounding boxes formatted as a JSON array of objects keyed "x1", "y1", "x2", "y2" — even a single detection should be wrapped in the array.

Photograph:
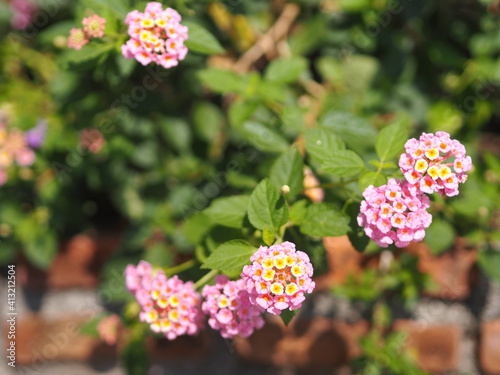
[
  {"x1": 303, "y1": 178, "x2": 358, "y2": 190},
  {"x1": 193, "y1": 269, "x2": 218, "y2": 290},
  {"x1": 274, "y1": 222, "x2": 292, "y2": 245},
  {"x1": 164, "y1": 258, "x2": 197, "y2": 276}
]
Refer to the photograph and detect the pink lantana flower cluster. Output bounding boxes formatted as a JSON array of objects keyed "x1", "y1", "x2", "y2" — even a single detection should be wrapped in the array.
[
  {"x1": 68, "y1": 15, "x2": 106, "y2": 50},
  {"x1": 399, "y1": 131, "x2": 472, "y2": 197},
  {"x1": 121, "y1": 2, "x2": 188, "y2": 69},
  {"x1": 125, "y1": 261, "x2": 204, "y2": 340},
  {"x1": 202, "y1": 275, "x2": 265, "y2": 338},
  {"x1": 240, "y1": 242, "x2": 315, "y2": 315},
  {"x1": 359, "y1": 131, "x2": 471, "y2": 248},
  {"x1": 9, "y1": 0, "x2": 37, "y2": 30},
  {"x1": 357, "y1": 179, "x2": 432, "y2": 248}
]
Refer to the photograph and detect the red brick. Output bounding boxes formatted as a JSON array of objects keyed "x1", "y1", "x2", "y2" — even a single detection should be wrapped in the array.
[
  {"x1": 315, "y1": 236, "x2": 364, "y2": 289},
  {"x1": 18, "y1": 232, "x2": 121, "y2": 290},
  {"x1": 14, "y1": 314, "x2": 117, "y2": 365},
  {"x1": 393, "y1": 320, "x2": 462, "y2": 373},
  {"x1": 234, "y1": 316, "x2": 368, "y2": 370},
  {"x1": 146, "y1": 331, "x2": 211, "y2": 361},
  {"x1": 47, "y1": 234, "x2": 99, "y2": 288},
  {"x1": 480, "y1": 320, "x2": 500, "y2": 375},
  {"x1": 407, "y1": 241, "x2": 477, "y2": 299},
  {"x1": 233, "y1": 316, "x2": 285, "y2": 365}
]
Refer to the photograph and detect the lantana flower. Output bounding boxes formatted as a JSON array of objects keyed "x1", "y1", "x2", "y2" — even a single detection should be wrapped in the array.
[
  {"x1": 0, "y1": 119, "x2": 40, "y2": 186},
  {"x1": 25, "y1": 120, "x2": 47, "y2": 149},
  {"x1": 399, "y1": 131, "x2": 472, "y2": 197},
  {"x1": 357, "y1": 178, "x2": 432, "y2": 248},
  {"x1": 121, "y1": 2, "x2": 188, "y2": 69},
  {"x1": 10, "y1": 0, "x2": 37, "y2": 30},
  {"x1": 124, "y1": 261, "x2": 204, "y2": 340},
  {"x1": 82, "y1": 15, "x2": 106, "y2": 38},
  {"x1": 68, "y1": 28, "x2": 89, "y2": 50},
  {"x1": 202, "y1": 275, "x2": 265, "y2": 338},
  {"x1": 241, "y1": 242, "x2": 315, "y2": 315}
]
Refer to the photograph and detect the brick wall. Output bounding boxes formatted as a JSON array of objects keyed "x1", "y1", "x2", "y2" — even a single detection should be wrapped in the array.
[{"x1": 2, "y1": 234, "x2": 500, "y2": 375}]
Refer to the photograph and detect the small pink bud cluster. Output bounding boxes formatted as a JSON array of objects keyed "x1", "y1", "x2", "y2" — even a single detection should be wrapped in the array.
[
  {"x1": 121, "y1": 2, "x2": 188, "y2": 69},
  {"x1": 359, "y1": 131, "x2": 471, "y2": 248},
  {"x1": 125, "y1": 261, "x2": 204, "y2": 340},
  {"x1": 68, "y1": 15, "x2": 107, "y2": 50},
  {"x1": 399, "y1": 131, "x2": 472, "y2": 197},
  {"x1": 80, "y1": 128, "x2": 105, "y2": 154},
  {"x1": 202, "y1": 275, "x2": 265, "y2": 338},
  {"x1": 357, "y1": 178, "x2": 432, "y2": 248},
  {"x1": 0, "y1": 115, "x2": 43, "y2": 186},
  {"x1": 241, "y1": 242, "x2": 315, "y2": 315},
  {"x1": 97, "y1": 314, "x2": 122, "y2": 346}
]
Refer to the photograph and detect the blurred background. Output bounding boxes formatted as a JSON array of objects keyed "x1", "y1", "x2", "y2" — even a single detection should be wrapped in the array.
[{"x1": 0, "y1": 0, "x2": 500, "y2": 374}]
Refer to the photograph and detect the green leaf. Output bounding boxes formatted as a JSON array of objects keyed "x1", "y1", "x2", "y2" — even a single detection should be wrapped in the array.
[
  {"x1": 183, "y1": 21, "x2": 225, "y2": 55},
  {"x1": 280, "y1": 309, "x2": 297, "y2": 326},
  {"x1": 345, "y1": 201, "x2": 370, "y2": 252},
  {"x1": 269, "y1": 149, "x2": 304, "y2": 198},
  {"x1": 289, "y1": 16, "x2": 327, "y2": 55},
  {"x1": 320, "y1": 111, "x2": 376, "y2": 154},
  {"x1": 82, "y1": 0, "x2": 130, "y2": 17},
  {"x1": 202, "y1": 240, "x2": 256, "y2": 272},
  {"x1": 281, "y1": 105, "x2": 305, "y2": 134},
  {"x1": 300, "y1": 203, "x2": 350, "y2": 237},
  {"x1": 198, "y1": 68, "x2": 244, "y2": 93},
  {"x1": 192, "y1": 101, "x2": 225, "y2": 141},
  {"x1": 240, "y1": 121, "x2": 289, "y2": 153},
  {"x1": 358, "y1": 171, "x2": 387, "y2": 192},
  {"x1": 131, "y1": 141, "x2": 158, "y2": 168},
  {"x1": 144, "y1": 243, "x2": 174, "y2": 268},
  {"x1": 159, "y1": 118, "x2": 191, "y2": 154},
  {"x1": 425, "y1": 219, "x2": 455, "y2": 255},
  {"x1": 427, "y1": 101, "x2": 464, "y2": 136},
  {"x1": 120, "y1": 331, "x2": 150, "y2": 375},
  {"x1": 265, "y1": 56, "x2": 308, "y2": 84},
  {"x1": 60, "y1": 43, "x2": 113, "y2": 70},
  {"x1": 477, "y1": 251, "x2": 500, "y2": 283},
  {"x1": 316, "y1": 56, "x2": 343, "y2": 83},
  {"x1": 322, "y1": 150, "x2": 365, "y2": 177},
  {"x1": 342, "y1": 55, "x2": 379, "y2": 91},
  {"x1": 228, "y1": 100, "x2": 258, "y2": 128},
  {"x1": 0, "y1": 241, "x2": 18, "y2": 265},
  {"x1": 290, "y1": 200, "x2": 308, "y2": 225},
  {"x1": 305, "y1": 128, "x2": 345, "y2": 163},
  {"x1": 256, "y1": 81, "x2": 287, "y2": 101},
  {"x1": 369, "y1": 160, "x2": 398, "y2": 170},
  {"x1": 375, "y1": 121, "x2": 409, "y2": 162},
  {"x1": 204, "y1": 195, "x2": 250, "y2": 229},
  {"x1": 248, "y1": 179, "x2": 289, "y2": 234},
  {"x1": 347, "y1": 225, "x2": 370, "y2": 253},
  {"x1": 183, "y1": 212, "x2": 213, "y2": 245},
  {"x1": 22, "y1": 231, "x2": 57, "y2": 270},
  {"x1": 263, "y1": 228, "x2": 275, "y2": 246}
]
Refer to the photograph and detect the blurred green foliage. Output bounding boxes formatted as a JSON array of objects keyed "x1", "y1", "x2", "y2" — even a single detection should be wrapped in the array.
[{"x1": 1, "y1": 0, "x2": 500, "y2": 372}]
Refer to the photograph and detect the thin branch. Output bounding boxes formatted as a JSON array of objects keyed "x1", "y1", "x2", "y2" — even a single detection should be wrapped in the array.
[{"x1": 233, "y1": 3, "x2": 300, "y2": 73}]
